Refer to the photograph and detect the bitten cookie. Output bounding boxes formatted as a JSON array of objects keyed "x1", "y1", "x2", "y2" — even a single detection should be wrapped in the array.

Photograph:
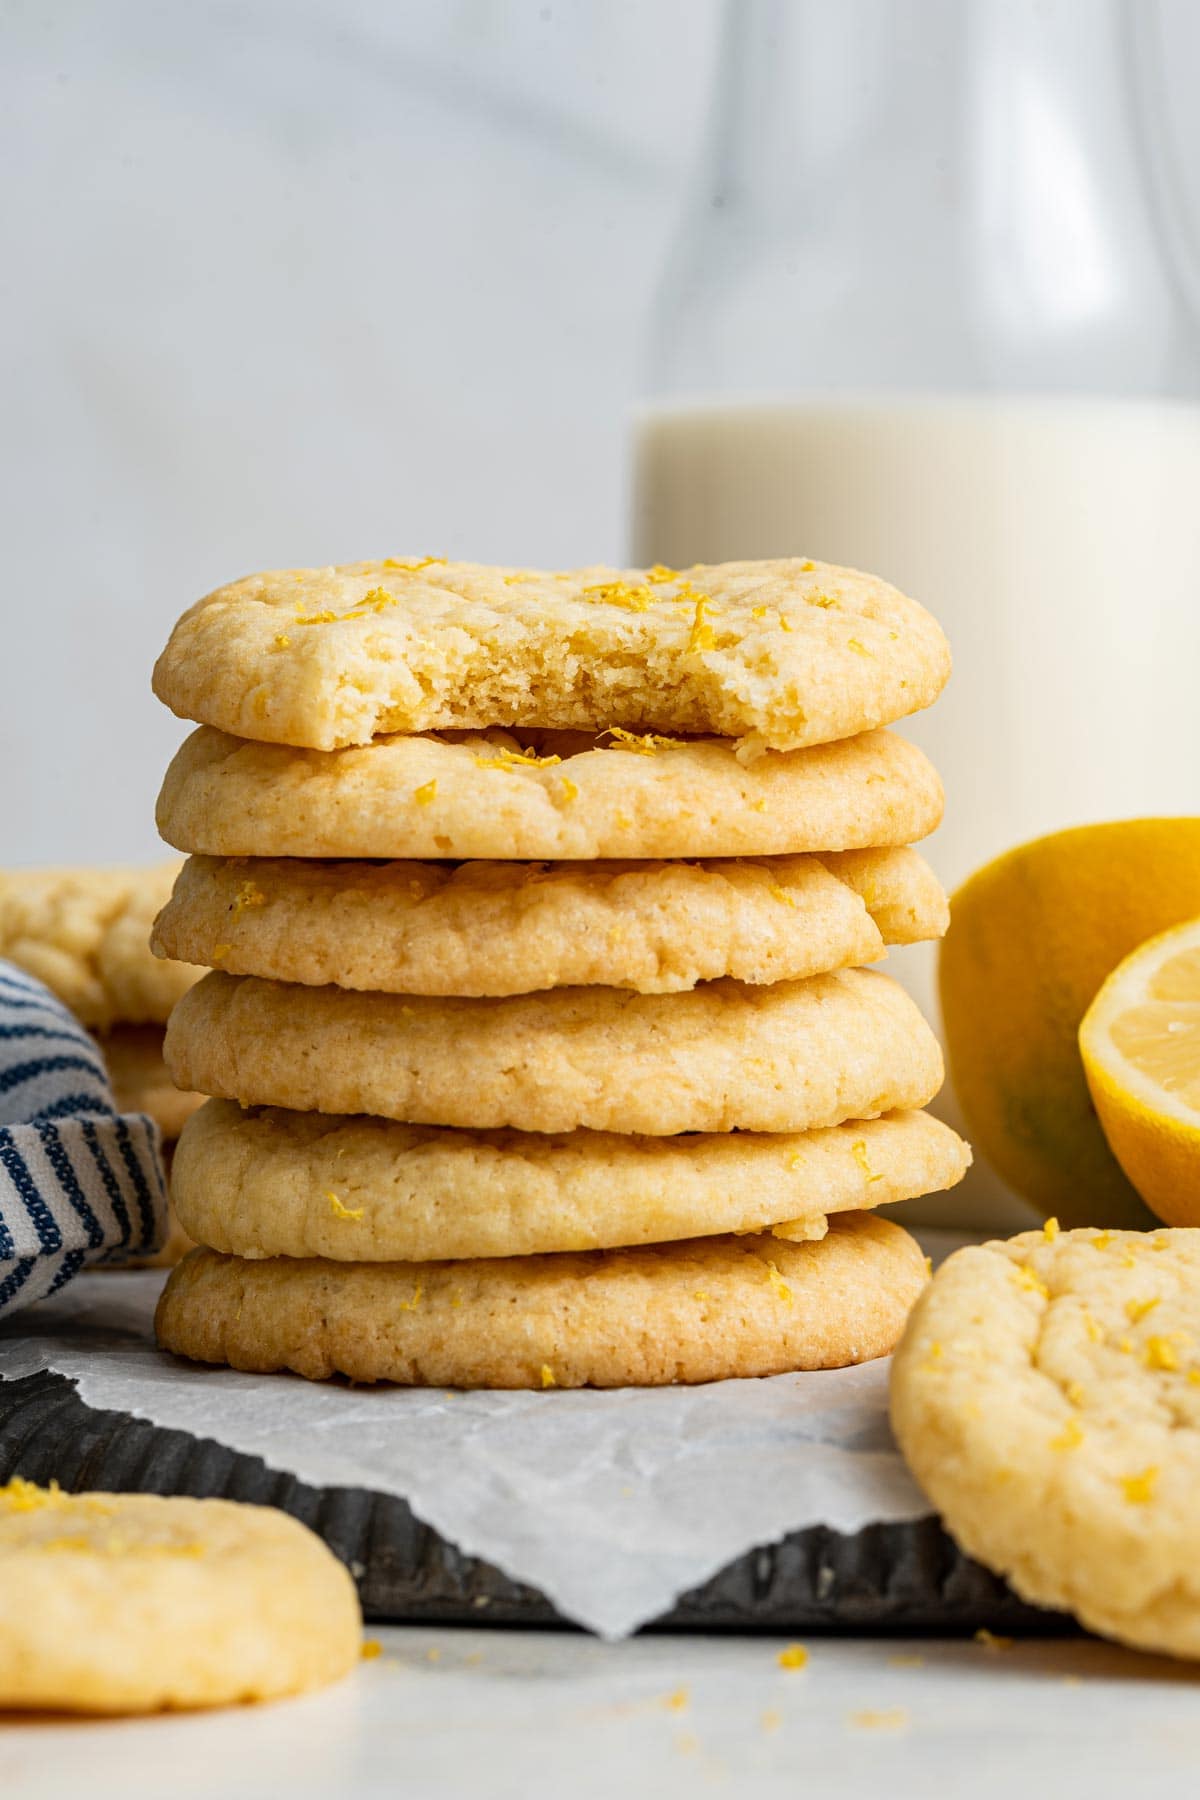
[
  {"x1": 0, "y1": 1478, "x2": 360, "y2": 1712},
  {"x1": 155, "y1": 726, "x2": 943, "y2": 862},
  {"x1": 152, "y1": 557, "x2": 951, "y2": 753},
  {"x1": 164, "y1": 967, "x2": 944, "y2": 1136},
  {"x1": 172, "y1": 1100, "x2": 970, "y2": 1260},
  {"x1": 891, "y1": 1225, "x2": 1200, "y2": 1660},
  {"x1": 156, "y1": 1211, "x2": 929, "y2": 1387},
  {"x1": 151, "y1": 847, "x2": 948, "y2": 996}
]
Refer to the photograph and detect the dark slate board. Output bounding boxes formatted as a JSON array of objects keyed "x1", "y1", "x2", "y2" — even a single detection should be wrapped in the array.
[{"x1": 0, "y1": 1369, "x2": 1067, "y2": 1634}]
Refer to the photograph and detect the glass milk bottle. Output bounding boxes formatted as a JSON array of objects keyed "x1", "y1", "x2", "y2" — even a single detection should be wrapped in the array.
[{"x1": 632, "y1": 0, "x2": 1200, "y2": 1230}]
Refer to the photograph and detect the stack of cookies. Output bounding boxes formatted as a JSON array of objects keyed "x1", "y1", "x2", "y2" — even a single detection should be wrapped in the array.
[
  {"x1": 0, "y1": 864, "x2": 202, "y2": 1263},
  {"x1": 149, "y1": 557, "x2": 968, "y2": 1387}
]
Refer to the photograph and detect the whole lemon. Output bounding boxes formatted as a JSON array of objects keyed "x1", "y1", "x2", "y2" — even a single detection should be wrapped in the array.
[{"x1": 939, "y1": 820, "x2": 1200, "y2": 1228}]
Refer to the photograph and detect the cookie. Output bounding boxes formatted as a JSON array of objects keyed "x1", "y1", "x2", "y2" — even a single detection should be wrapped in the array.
[
  {"x1": 151, "y1": 847, "x2": 947, "y2": 997},
  {"x1": 0, "y1": 1478, "x2": 360, "y2": 1711},
  {"x1": 0, "y1": 864, "x2": 198, "y2": 1030},
  {"x1": 99, "y1": 1024, "x2": 204, "y2": 1142},
  {"x1": 165, "y1": 968, "x2": 943, "y2": 1136},
  {"x1": 156, "y1": 725, "x2": 943, "y2": 862},
  {"x1": 152, "y1": 557, "x2": 951, "y2": 754},
  {"x1": 172, "y1": 1100, "x2": 969, "y2": 1261},
  {"x1": 156, "y1": 1210, "x2": 927, "y2": 1387},
  {"x1": 891, "y1": 1226, "x2": 1200, "y2": 1660}
]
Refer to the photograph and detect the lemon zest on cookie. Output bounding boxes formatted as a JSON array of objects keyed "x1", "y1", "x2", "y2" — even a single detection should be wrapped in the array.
[
  {"x1": 1120, "y1": 1466, "x2": 1159, "y2": 1504},
  {"x1": 1145, "y1": 1334, "x2": 1186, "y2": 1372},
  {"x1": 581, "y1": 581, "x2": 655, "y2": 612},
  {"x1": 414, "y1": 780, "x2": 438, "y2": 805},
  {"x1": 1066, "y1": 1380, "x2": 1086, "y2": 1406},
  {"x1": 0, "y1": 1476, "x2": 66, "y2": 1512},
  {"x1": 767, "y1": 880, "x2": 797, "y2": 908},
  {"x1": 1091, "y1": 1231, "x2": 1115, "y2": 1250},
  {"x1": 765, "y1": 1261, "x2": 794, "y2": 1305},
  {"x1": 231, "y1": 879, "x2": 268, "y2": 920},
  {"x1": 274, "y1": 633, "x2": 290, "y2": 649},
  {"x1": 1042, "y1": 1217, "x2": 1060, "y2": 1241},
  {"x1": 1013, "y1": 1265, "x2": 1049, "y2": 1299},
  {"x1": 777, "y1": 1643, "x2": 809, "y2": 1670},
  {"x1": 687, "y1": 594, "x2": 718, "y2": 652},
  {"x1": 382, "y1": 556, "x2": 445, "y2": 572},
  {"x1": 472, "y1": 745, "x2": 562, "y2": 772},
  {"x1": 603, "y1": 725, "x2": 688, "y2": 755},
  {"x1": 847, "y1": 638, "x2": 873, "y2": 657},
  {"x1": 327, "y1": 1192, "x2": 364, "y2": 1222},
  {"x1": 540, "y1": 1364, "x2": 557, "y2": 1389},
  {"x1": 807, "y1": 592, "x2": 838, "y2": 609},
  {"x1": 645, "y1": 564, "x2": 679, "y2": 584},
  {"x1": 1050, "y1": 1418, "x2": 1084, "y2": 1451},
  {"x1": 1125, "y1": 1296, "x2": 1160, "y2": 1323},
  {"x1": 559, "y1": 776, "x2": 579, "y2": 802},
  {"x1": 293, "y1": 609, "x2": 340, "y2": 626},
  {"x1": 778, "y1": 615, "x2": 794, "y2": 633},
  {"x1": 211, "y1": 942, "x2": 232, "y2": 962},
  {"x1": 398, "y1": 1282, "x2": 423, "y2": 1312},
  {"x1": 851, "y1": 1140, "x2": 884, "y2": 1183}
]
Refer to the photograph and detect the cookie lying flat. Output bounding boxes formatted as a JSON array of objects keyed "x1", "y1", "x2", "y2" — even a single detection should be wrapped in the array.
[
  {"x1": 891, "y1": 1226, "x2": 1200, "y2": 1661},
  {"x1": 156, "y1": 1211, "x2": 927, "y2": 1387},
  {"x1": 165, "y1": 968, "x2": 943, "y2": 1136},
  {"x1": 173, "y1": 1100, "x2": 969, "y2": 1260},
  {"x1": 0, "y1": 1478, "x2": 360, "y2": 1711},
  {"x1": 0, "y1": 864, "x2": 197, "y2": 1030},
  {"x1": 155, "y1": 726, "x2": 943, "y2": 862},
  {"x1": 152, "y1": 557, "x2": 951, "y2": 754},
  {"x1": 152, "y1": 847, "x2": 948, "y2": 997}
]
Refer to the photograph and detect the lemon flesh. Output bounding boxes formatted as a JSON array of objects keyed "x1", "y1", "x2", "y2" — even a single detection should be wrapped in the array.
[
  {"x1": 1081, "y1": 920, "x2": 1200, "y2": 1225},
  {"x1": 940, "y1": 820, "x2": 1200, "y2": 1229}
]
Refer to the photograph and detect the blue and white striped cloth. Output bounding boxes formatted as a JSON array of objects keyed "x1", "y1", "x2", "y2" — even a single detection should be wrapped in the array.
[{"x1": 0, "y1": 961, "x2": 167, "y2": 1315}]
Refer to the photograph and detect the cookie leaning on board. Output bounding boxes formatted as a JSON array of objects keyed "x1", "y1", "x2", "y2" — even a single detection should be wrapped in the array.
[
  {"x1": 891, "y1": 1223, "x2": 1200, "y2": 1660},
  {"x1": 150, "y1": 553, "x2": 963, "y2": 1387}
]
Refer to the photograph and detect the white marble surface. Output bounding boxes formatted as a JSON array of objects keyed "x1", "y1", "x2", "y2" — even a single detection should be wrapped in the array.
[{"x1": 8, "y1": 1626, "x2": 1200, "y2": 1800}]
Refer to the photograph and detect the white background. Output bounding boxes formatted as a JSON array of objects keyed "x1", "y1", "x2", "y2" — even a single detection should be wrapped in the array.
[{"x1": 2, "y1": 0, "x2": 1197, "y2": 865}]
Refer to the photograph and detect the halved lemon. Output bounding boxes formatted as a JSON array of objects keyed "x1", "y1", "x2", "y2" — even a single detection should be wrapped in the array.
[{"x1": 1080, "y1": 917, "x2": 1200, "y2": 1225}]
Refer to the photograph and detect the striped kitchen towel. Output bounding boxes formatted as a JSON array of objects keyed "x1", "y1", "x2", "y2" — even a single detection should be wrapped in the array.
[{"x1": 0, "y1": 960, "x2": 166, "y2": 1315}]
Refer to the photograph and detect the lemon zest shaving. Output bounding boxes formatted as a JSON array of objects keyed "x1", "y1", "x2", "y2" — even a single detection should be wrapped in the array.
[
  {"x1": 540, "y1": 1364, "x2": 557, "y2": 1389},
  {"x1": 473, "y1": 745, "x2": 562, "y2": 772},
  {"x1": 603, "y1": 726, "x2": 688, "y2": 755},
  {"x1": 327, "y1": 1192, "x2": 364, "y2": 1222},
  {"x1": 1050, "y1": 1417, "x2": 1084, "y2": 1451},
  {"x1": 1126, "y1": 1296, "x2": 1160, "y2": 1323},
  {"x1": 777, "y1": 1643, "x2": 808, "y2": 1670},
  {"x1": 765, "y1": 1260, "x2": 793, "y2": 1306},
  {"x1": 1120, "y1": 1466, "x2": 1159, "y2": 1504},
  {"x1": 560, "y1": 776, "x2": 579, "y2": 803},
  {"x1": 1043, "y1": 1217, "x2": 1060, "y2": 1241},
  {"x1": 687, "y1": 594, "x2": 718, "y2": 652},
  {"x1": 414, "y1": 780, "x2": 438, "y2": 805},
  {"x1": 852, "y1": 1140, "x2": 885, "y2": 1184}
]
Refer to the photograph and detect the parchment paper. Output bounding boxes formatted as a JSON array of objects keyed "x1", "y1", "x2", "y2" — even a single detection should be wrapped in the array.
[{"x1": 0, "y1": 1265, "x2": 949, "y2": 1639}]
